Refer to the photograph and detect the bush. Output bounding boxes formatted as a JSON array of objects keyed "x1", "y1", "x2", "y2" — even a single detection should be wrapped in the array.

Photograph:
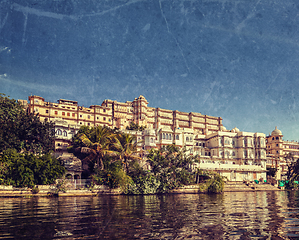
[
  {"x1": 31, "y1": 186, "x2": 39, "y2": 194},
  {"x1": 125, "y1": 174, "x2": 160, "y2": 194},
  {"x1": 285, "y1": 180, "x2": 299, "y2": 190},
  {"x1": 92, "y1": 168, "x2": 131, "y2": 190},
  {"x1": 198, "y1": 172, "x2": 224, "y2": 194},
  {"x1": 0, "y1": 149, "x2": 65, "y2": 188}
]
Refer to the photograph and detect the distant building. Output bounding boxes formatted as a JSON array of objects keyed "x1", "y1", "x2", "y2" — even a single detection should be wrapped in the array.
[
  {"x1": 266, "y1": 127, "x2": 299, "y2": 180},
  {"x1": 20, "y1": 95, "x2": 267, "y2": 181}
]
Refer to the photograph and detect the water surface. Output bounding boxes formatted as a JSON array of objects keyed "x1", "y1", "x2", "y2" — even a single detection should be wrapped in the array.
[{"x1": 0, "y1": 191, "x2": 299, "y2": 239}]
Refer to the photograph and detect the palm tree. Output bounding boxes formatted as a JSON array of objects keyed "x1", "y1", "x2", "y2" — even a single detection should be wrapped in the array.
[
  {"x1": 113, "y1": 132, "x2": 141, "y2": 172},
  {"x1": 78, "y1": 126, "x2": 116, "y2": 171}
]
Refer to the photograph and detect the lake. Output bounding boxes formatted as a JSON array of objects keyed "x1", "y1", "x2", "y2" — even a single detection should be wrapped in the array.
[{"x1": 0, "y1": 191, "x2": 298, "y2": 239}]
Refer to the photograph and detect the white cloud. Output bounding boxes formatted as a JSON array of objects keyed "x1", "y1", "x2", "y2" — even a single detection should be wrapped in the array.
[{"x1": 0, "y1": 74, "x2": 74, "y2": 95}]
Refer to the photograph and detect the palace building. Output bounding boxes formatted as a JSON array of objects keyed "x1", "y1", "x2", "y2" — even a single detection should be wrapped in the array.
[
  {"x1": 20, "y1": 95, "x2": 268, "y2": 181},
  {"x1": 266, "y1": 127, "x2": 299, "y2": 180}
]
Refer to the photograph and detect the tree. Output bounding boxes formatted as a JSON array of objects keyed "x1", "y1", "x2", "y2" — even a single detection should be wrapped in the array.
[
  {"x1": 286, "y1": 153, "x2": 299, "y2": 181},
  {"x1": 71, "y1": 125, "x2": 116, "y2": 171},
  {"x1": 112, "y1": 132, "x2": 141, "y2": 172},
  {"x1": 267, "y1": 167, "x2": 277, "y2": 178},
  {"x1": 0, "y1": 94, "x2": 54, "y2": 154},
  {"x1": 146, "y1": 145, "x2": 197, "y2": 192},
  {"x1": 0, "y1": 149, "x2": 65, "y2": 187},
  {"x1": 126, "y1": 122, "x2": 146, "y2": 131}
]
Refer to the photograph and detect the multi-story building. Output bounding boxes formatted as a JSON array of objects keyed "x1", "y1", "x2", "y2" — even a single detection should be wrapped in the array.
[
  {"x1": 27, "y1": 96, "x2": 113, "y2": 128},
  {"x1": 20, "y1": 95, "x2": 268, "y2": 181},
  {"x1": 266, "y1": 127, "x2": 299, "y2": 179},
  {"x1": 191, "y1": 128, "x2": 267, "y2": 181}
]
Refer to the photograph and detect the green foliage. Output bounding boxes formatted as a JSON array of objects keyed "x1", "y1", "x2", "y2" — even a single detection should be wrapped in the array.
[
  {"x1": 70, "y1": 125, "x2": 116, "y2": 171},
  {"x1": 286, "y1": 154, "x2": 299, "y2": 181},
  {"x1": 125, "y1": 174, "x2": 160, "y2": 195},
  {"x1": 0, "y1": 149, "x2": 65, "y2": 188},
  {"x1": 267, "y1": 167, "x2": 277, "y2": 178},
  {"x1": 91, "y1": 158, "x2": 131, "y2": 190},
  {"x1": 112, "y1": 132, "x2": 140, "y2": 172},
  {"x1": 145, "y1": 145, "x2": 197, "y2": 193},
  {"x1": 207, "y1": 174, "x2": 224, "y2": 193},
  {"x1": 126, "y1": 122, "x2": 146, "y2": 131},
  {"x1": 31, "y1": 186, "x2": 39, "y2": 194},
  {"x1": 0, "y1": 93, "x2": 55, "y2": 154},
  {"x1": 198, "y1": 172, "x2": 225, "y2": 193}
]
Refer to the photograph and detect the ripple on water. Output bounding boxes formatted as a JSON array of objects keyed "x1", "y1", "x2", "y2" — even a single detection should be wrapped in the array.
[{"x1": 0, "y1": 192, "x2": 299, "y2": 239}]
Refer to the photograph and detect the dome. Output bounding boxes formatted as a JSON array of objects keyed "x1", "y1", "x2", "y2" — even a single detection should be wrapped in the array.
[
  {"x1": 231, "y1": 127, "x2": 240, "y2": 133},
  {"x1": 271, "y1": 126, "x2": 282, "y2": 136},
  {"x1": 221, "y1": 126, "x2": 227, "y2": 131}
]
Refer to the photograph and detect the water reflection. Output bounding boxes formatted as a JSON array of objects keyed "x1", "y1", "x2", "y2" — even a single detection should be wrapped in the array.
[{"x1": 0, "y1": 192, "x2": 299, "y2": 239}]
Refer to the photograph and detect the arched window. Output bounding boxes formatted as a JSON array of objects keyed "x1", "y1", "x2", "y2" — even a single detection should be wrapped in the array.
[
  {"x1": 150, "y1": 138, "x2": 153, "y2": 143},
  {"x1": 276, "y1": 137, "x2": 279, "y2": 140},
  {"x1": 169, "y1": 134, "x2": 172, "y2": 140},
  {"x1": 272, "y1": 137, "x2": 274, "y2": 140},
  {"x1": 63, "y1": 131, "x2": 67, "y2": 137},
  {"x1": 186, "y1": 137, "x2": 189, "y2": 142},
  {"x1": 232, "y1": 152, "x2": 235, "y2": 156},
  {"x1": 176, "y1": 135, "x2": 179, "y2": 140},
  {"x1": 163, "y1": 133, "x2": 165, "y2": 139},
  {"x1": 56, "y1": 129, "x2": 62, "y2": 135},
  {"x1": 166, "y1": 134, "x2": 168, "y2": 140}
]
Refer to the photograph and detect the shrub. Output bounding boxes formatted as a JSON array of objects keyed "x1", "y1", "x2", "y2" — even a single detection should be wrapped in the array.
[
  {"x1": 285, "y1": 180, "x2": 299, "y2": 190},
  {"x1": 198, "y1": 172, "x2": 224, "y2": 194},
  {"x1": 125, "y1": 174, "x2": 160, "y2": 194},
  {"x1": 31, "y1": 186, "x2": 39, "y2": 194},
  {"x1": 92, "y1": 168, "x2": 131, "y2": 190}
]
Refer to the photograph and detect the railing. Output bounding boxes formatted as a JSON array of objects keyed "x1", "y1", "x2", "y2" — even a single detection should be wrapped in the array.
[{"x1": 57, "y1": 179, "x2": 92, "y2": 190}]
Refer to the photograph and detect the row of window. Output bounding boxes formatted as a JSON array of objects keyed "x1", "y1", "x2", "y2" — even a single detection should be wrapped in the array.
[
  {"x1": 272, "y1": 137, "x2": 280, "y2": 140},
  {"x1": 162, "y1": 133, "x2": 172, "y2": 140},
  {"x1": 195, "y1": 142, "x2": 205, "y2": 147},
  {"x1": 161, "y1": 134, "x2": 182, "y2": 141},
  {"x1": 51, "y1": 110, "x2": 111, "y2": 121},
  {"x1": 220, "y1": 138, "x2": 265, "y2": 146},
  {"x1": 186, "y1": 136, "x2": 193, "y2": 142},
  {"x1": 285, "y1": 145, "x2": 299, "y2": 149},
  {"x1": 56, "y1": 129, "x2": 67, "y2": 137}
]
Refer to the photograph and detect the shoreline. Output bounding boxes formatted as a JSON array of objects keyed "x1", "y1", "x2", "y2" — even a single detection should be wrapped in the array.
[{"x1": 0, "y1": 183, "x2": 284, "y2": 197}]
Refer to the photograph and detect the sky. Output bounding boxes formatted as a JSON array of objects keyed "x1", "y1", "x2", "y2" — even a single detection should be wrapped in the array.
[{"x1": 1, "y1": 0, "x2": 299, "y2": 140}]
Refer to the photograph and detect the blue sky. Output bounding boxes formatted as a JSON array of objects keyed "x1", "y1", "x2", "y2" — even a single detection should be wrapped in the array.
[{"x1": 1, "y1": 0, "x2": 299, "y2": 140}]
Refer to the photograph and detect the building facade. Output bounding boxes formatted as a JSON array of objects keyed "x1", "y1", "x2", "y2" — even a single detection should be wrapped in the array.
[
  {"x1": 266, "y1": 127, "x2": 299, "y2": 179},
  {"x1": 21, "y1": 95, "x2": 268, "y2": 181}
]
